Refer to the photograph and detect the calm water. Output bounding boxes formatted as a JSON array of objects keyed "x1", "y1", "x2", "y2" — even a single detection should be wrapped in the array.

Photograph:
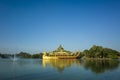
[{"x1": 0, "y1": 59, "x2": 120, "y2": 80}]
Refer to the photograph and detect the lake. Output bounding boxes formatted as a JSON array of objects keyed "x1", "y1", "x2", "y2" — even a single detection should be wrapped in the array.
[{"x1": 0, "y1": 59, "x2": 120, "y2": 80}]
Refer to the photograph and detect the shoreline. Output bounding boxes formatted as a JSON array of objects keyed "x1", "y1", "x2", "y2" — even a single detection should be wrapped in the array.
[{"x1": 81, "y1": 57, "x2": 118, "y2": 60}]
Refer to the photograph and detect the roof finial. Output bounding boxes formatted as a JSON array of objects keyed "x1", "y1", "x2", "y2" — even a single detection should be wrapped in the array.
[{"x1": 57, "y1": 44, "x2": 64, "y2": 51}]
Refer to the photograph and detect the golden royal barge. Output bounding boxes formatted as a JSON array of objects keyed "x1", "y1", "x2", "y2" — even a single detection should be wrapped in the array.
[{"x1": 42, "y1": 45, "x2": 80, "y2": 59}]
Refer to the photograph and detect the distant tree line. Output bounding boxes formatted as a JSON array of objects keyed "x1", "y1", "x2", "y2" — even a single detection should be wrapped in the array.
[
  {"x1": 0, "y1": 53, "x2": 12, "y2": 58},
  {"x1": 0, "y1": 45, "x2": 120, "y2": 59},
  {"x1": 82, "y1": 45, "x2": 120, "y2": 59},
  {"x1": 0, "y1": 52, "x2": 43, "y2": 59}
]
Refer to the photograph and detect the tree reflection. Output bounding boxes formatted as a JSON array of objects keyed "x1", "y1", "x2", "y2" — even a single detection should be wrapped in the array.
[
  {"x1": 42, "y1": 59, "x2": 81, "y2": 73},
  {"x1": 83, "y1": 59, "x2": 120, "y2": 74}
]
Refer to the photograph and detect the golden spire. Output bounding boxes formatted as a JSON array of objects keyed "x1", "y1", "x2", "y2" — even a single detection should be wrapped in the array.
[{"x1": 57, "y1": 44, "x2": 64, "y2": 51}]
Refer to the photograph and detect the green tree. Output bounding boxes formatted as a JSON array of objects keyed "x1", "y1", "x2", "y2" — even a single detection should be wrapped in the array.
[
  {"x1": 17, "y1": 52, "x2": 31, "y2": 58},
  {"x1": 83, "y1": 50, "x2": 90, "y2": 57},
  {"x1": 82, "y1": 45, "x2": 120, "y2": 59},
  {"x1": 32, "y1": 53, "x2": 43, "y2": 59}
]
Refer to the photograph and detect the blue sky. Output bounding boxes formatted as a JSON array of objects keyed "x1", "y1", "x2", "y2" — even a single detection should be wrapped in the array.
[{"x1": 0, "y1": 0, "x2": 120, "y2": 54}]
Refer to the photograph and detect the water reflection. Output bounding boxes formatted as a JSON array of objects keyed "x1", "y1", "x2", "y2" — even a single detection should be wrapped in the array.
[
  {"x1": 42, "y1": 59, "x2": 120, "y2": 74},
  {"x1": 83, "y1": 59, "x2": 120, "y2": 74},
  {"x1": 42, "y1": 59, "x2": 81, "y2": 73}
]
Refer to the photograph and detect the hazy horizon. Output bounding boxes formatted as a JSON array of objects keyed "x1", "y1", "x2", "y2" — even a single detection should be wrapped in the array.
[{"x1": 0, "y1": 0, "x2": 120, "y2": 54}]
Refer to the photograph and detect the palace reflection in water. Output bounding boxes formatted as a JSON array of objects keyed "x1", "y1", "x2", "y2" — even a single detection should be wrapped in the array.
[
  {"x1": 42, "y1": 59, "x2": 120, "y2": 74},
  {"x1": 42, "y1": 59, "x2": 82, "y2": 73}
]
